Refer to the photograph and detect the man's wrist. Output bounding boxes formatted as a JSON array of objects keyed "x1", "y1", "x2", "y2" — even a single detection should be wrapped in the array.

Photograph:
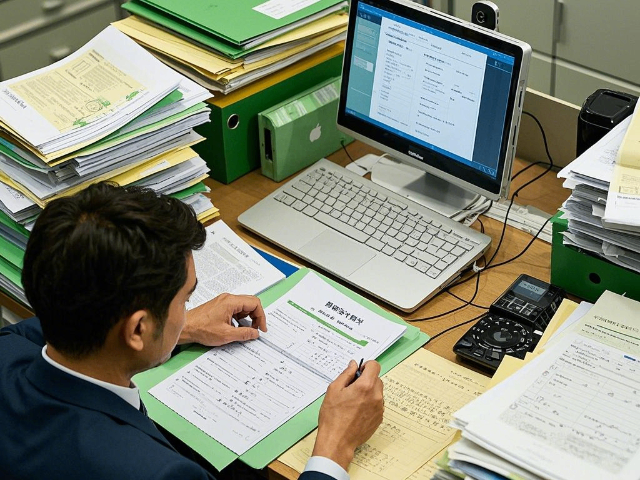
[{"x1": 311, "y1": 432, "x2": 355, "y2": 471}]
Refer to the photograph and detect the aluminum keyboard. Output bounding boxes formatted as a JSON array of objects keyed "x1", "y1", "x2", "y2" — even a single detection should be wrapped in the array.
[{"x1": 273, "y1": 165, "x2": 479, "y2": 280}]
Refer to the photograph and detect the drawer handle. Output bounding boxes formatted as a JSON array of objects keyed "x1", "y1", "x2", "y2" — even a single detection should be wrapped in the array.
[
  {"x1": 42, "y1": 0, "x2": 65, "y2": 12},
  {"x1": 50, "y1": 46, "x2": 72, "y2": 62}
]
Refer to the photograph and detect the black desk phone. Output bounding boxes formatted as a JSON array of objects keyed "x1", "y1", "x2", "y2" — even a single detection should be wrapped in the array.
[{"x1": 453, "y1": 274, "x2": 565, "y2": 370}]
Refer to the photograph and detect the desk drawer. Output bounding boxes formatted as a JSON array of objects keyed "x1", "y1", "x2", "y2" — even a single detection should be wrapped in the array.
[
  {"x1": 0, "y1": 3, "x2": 118, "y2": 80},
  {"x1": 0, "y1": 0, "x2": 116, "y2": 45}
]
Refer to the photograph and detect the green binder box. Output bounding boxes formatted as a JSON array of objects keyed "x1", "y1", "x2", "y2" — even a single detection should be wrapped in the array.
[
  {"x1": 258, "y1": 76, "x2": 353, "y2": 182},
  {"x1": 193, "y1": 44, "x2": 345, "y2": 184},
  {"x1": 550, "y1": 211, "x2": 640, "y2": 302}
]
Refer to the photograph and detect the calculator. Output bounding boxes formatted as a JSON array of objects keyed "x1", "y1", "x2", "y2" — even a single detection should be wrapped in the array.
[{"x1": 453, "y1": 274, "x2": 565, "y2": 370}]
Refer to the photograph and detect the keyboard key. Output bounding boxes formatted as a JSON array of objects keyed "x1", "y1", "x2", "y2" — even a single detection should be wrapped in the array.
[
  {"x1": 372, "y1": 230, "x2": 383, "y2": 240},
  {"x1": 435, "y1": 249, "x2": 447, "y2": 259},
  {"x1": 426, "y1": 244, "x2": 439, "y2": 255},
  {"x1": 415, "y1": 261, "x2": 428, "y2": 273},
  {"x1": 309, "y1": 188, "x2": 320, "y2": 197},
  {"x1": 441, "y1": 242, "x2": 454, "y2": 252},
  {"x1": 344, "y1": 207, "x2": 354, "y2": 216},
  {"x1": 314, "y1": 211, "x2": 369, "y2": 243},
  {"x1": 405, "y1": 256, "x2": 418, "y2": 267},
  {"x1": 435, "y1": 260, "x2": 448, "y2": 270},
  {"x1": 303, "y1": 206, "x2": 319, "y2": 216},
  {"x1": 377, "y1": 193, "x2": 388, "y2": 202},
  {"x1": 356, "y1": 221, "x2": 366, "y2": 231},
  {"x1": 365, "y1": 237, "x2": 384, "y2": 251},
  {"x1": 420, "y1": 232, "x2": 433, "y2": 243},
  {"x1": 387, "y1": 228, "x2": 399, "y2": 237},
  {"x1": 312, "y1": 199, "x2": 323, "y2": 209},
  {"x1": 426, "y1": 266, "x2": 442, "y2": 278},
  {"x1": 410, "y1": 230, "x2": 421, "y2": 240},
  {"x1": 364, "y1": 225, "x2": 376, "y2": 236},
  {"x1": 320, "y1": 204, "x2": 332, "y2": 213},
  {"x1": 443, "y1": 253, "x2": 457, "y2": 264},
  {"x1": 406, "y1": 238, "x2": 419, "y2": 247},
  {"x1": 348, "y1": 218, "x2": 357, "y2": 226},
  {"x1": 406, "y1": 219, "x2": 416, "y2": 228},
  {"x1": 316, "y1": 192, "x2": 328, "y2": 202},
  {"x1": 382, "y1": 245, "x2": 395, "y2": 256},
  {"x1": 382, "y1": 217, "x2": 393, "y2": 226},
  {"x1": 378, "y1": 224, "x2": 389, "y2": 234},
  {"x1": 400, "y1": 224, "x2": 412, "y2": 234},
  {"x1": 283, "y1": 195, "x2": 295, "y2": 206},
  {"x1": 393, "y1": 251, "x2": 407, "y2": 262},
  {"x1": 399, "y1": 245, "x2": 414, "y2": 255},
  {"x1": 388, "y1": 198, "x2": 408, "y2": 210},
  {"x1": 416, "y1": 223, "x2": 426, "y2": 233},
  {"x1": 387, "y1": 237, "x2": 401, "y2": 249},
  {"x1": 431, "y1": 238, "x2": 445, "y2": 248},
  {"x1": 293, "y1": 200, "x2": 306, "y2": 211},
  {"x1": 415, "y1": 250, "x2": 438, "y2": 265},
  {"x1": 352, "y1": 211, "x2": 363, "y2": 221},
  {"x1": 370, "y1": 219, "x2": 381, "y2": 229},
  {"x1": 284, "y1": 188, "x2": 304, "y2": 200},
  {"x1": 392, "y1": 221, "x2": 404, "y2": 231},
  {"x1": 325, "y1": 197, "x2": 336, "y2": 207},
  {"x1": 362, "y1": 215, "x2": 373, "y2": 225},
  {"x1": 416, "y1": 241, "x2": 427, "y2": 251},
  {"x1": 294, "y1": 181, "x2": 312, "y2": 193},
  {"x1": 396, "y1": 232, "x2": 408, "y2": 242},
  {"x1": 451, "y1": 246, "x2": 466, "y2": 256},
  {"x1": 339, "y1": 214, "x2": 350, "y2": 223},
  {"x1": 397, "y1": 215, "x2": 408, "y2": 224}
]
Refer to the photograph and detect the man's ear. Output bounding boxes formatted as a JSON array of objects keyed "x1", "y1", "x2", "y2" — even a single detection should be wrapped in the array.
[{"x1": 122, "y1": 310, "x2": 151, "y2": 352}]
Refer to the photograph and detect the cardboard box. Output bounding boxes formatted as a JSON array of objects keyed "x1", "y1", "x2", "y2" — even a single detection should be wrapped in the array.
[
  {"x1": 193, "y1": 43, "x2": 345, "y2": 184},
  {"x1": 550, "y1": 211, "x2": 640, "y2": 302}
]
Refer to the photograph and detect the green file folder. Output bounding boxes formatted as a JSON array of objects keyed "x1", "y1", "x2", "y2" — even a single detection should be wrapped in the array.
[
  {"x1": 134, "y1": 268, "x2": 429, "y2": 470},
  {"x1": 134, "y1": 0, "x2": 344, "y2": 46}
]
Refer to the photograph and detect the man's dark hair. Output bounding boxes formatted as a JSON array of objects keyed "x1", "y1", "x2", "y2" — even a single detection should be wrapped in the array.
[{"x1": 22, "y1": 182, "x2": 206, "y2": 358}]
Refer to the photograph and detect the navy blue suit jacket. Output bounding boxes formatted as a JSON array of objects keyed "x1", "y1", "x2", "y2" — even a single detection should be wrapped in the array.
[{"x1": 0, "y1": 318, "x2": 334, "y2": 480}]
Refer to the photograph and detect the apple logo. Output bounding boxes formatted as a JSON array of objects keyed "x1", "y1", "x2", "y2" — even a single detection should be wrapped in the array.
[{"x1": 309, "y1": 123, "x2": 322, "y2": 142}]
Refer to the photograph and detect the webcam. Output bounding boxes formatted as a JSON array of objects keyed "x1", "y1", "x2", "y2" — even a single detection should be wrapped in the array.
[{"x1": 472, "y1": 1, "x2": 499, "y2": 31}]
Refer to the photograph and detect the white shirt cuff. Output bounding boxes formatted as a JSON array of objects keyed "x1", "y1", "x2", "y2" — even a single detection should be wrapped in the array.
[{"x1": 303, "y1": 456, "x2": 350, "y2": 480}]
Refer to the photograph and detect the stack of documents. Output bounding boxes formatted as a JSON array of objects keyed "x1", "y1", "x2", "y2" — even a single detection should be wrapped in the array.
[
  {"x1": 434, "y1": 291, "x2": 640, "y2": 480},
  {"x1": 114, "y1": 0, "x2": 348, "y2": 93},
  {"x1": 0, "y1": 26, "x2": 219, "y2": 305},
  {"x1": 558, "y1": 105, "x2": 640, "y2": 274}
]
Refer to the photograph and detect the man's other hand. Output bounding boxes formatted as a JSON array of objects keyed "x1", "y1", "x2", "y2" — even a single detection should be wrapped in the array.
[
  {"x1": 179, "y1": 293, "x2": 267, "y2": 346},
  {"x1": 312, "y1": 360, "x2": 384, "y2": 471}
]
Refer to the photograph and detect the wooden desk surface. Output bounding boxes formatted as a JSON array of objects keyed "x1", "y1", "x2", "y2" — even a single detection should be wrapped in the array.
[
  {"x1": 205, "y1": 143, "x2": 568, "y2": 479},
  {"x1": 0, "y1": 142, "x2": 569, "y2": 479}
]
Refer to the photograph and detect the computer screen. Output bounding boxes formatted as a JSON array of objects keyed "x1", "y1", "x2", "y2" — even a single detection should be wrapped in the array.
[{"x1": 337, "y1": 0, "x2": 531, "y2": 214}]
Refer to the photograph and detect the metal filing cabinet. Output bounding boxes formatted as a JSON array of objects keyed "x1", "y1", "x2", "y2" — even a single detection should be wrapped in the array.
[{"x1": 0, "y1": 0, "x2": 123, "y2": 81}]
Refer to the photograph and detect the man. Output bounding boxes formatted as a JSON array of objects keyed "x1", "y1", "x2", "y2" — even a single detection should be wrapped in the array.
[{"x1": 0, "y1": 182, "x2": 384, "y2": 480}]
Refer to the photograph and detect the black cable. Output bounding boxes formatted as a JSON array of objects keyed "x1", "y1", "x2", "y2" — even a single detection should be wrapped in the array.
[
  {"x1": 340, "y1": 139, "x2": 355, "y2": 164},
  {"x1": 427, "y1": 311, "x2": 487, "y2": 343},
  {"x1": 415, "y1": 110, "x2": 557, "y2": 318}
]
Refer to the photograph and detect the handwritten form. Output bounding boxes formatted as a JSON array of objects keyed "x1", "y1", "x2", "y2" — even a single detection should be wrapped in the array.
[
  {"x1": 454, "y1": 291, "x2": 640, "y2": 480},
  {"x1": 278, "y1": 349, "x2": 488, "y2": 479},
  {"x1": 150, "y1": 272, "x2": 406, "y2": 455}
]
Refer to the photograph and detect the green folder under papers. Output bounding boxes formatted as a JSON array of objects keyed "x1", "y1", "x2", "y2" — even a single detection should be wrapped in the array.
[
  {"x1": 134, "y1": 0, "x2": 346, "y2": 47},
  {"x1": 134, "y1": 268, "x2": 429, "y2": 470}
]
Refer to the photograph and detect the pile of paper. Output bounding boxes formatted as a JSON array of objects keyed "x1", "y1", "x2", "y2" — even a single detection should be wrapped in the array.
[
  {"x1": 557, "y1": 105, "x2": 640, "y2": 273},
  {"x1": 0, "y1": 26, "x2": 219, "y2": 306},
  {"x1": 113, "y1": 0, "x2": 348, "y2": 93},
  {"x1": 434, "y1": 291, "x2": 640, "y2": 480}
]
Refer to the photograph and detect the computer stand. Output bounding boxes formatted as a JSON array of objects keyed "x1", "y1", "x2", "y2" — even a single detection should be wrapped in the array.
[{"x1": 363, "y1": 154, "x2": 480, "y2": 217}]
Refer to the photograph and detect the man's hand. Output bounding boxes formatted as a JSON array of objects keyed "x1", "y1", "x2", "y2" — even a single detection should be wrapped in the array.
[
  {"x1": 312, "y1": 360, "x2": 384, "y2": 471},
  {"x1": 179, "y1": 293, "x2": 267, "y2": 346}
]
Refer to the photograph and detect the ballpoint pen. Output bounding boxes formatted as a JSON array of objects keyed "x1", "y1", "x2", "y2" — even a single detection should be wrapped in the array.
[{"x1": 353, "y1": 358, "x2": 364, "y2": 382}]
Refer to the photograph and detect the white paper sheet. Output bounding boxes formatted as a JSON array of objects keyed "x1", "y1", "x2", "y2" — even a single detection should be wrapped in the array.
[{"x1": 150, "y1": 271, "x2": 406, "y2": 454}]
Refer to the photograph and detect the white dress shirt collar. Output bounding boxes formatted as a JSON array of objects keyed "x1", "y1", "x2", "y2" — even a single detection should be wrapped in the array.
[{"x1": 42, "y1": 345, "x2": 141, "y2": 410}]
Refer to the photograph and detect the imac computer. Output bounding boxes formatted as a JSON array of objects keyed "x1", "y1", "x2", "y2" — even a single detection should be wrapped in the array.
[
  {"x1": 239, "y1": 0, "x2": 531, "y2": 311},
  {"x1": 337, "y1": 0, "x2": 532, "y2": 216}
]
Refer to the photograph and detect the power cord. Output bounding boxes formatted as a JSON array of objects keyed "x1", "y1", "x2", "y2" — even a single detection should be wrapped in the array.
[{"x1": 410, "y1": 111, "x2": 555, "y2": 325}]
